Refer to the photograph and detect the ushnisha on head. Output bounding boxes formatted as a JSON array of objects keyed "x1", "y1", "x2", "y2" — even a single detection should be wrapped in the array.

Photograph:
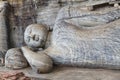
[{"x1": 24, "y1": 24, "x2": 48, "y2": 48}]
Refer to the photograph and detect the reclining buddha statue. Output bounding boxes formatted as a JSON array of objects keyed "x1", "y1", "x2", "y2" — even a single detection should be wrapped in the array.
[{"x1": 7, "y1": 4, "x2": 120, "y2": 73}]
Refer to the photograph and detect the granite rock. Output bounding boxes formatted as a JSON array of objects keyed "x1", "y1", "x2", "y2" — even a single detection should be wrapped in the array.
[
  {"x1": 37, "y1": 7, "x2": 120, "y2": 69},
  {"x1": 0, "y1": 1, "x2": 10, "y2": 65},
  {"x1": 5, "y1": 48, "x2": 28, "y2": 69},
  {"x1": 21, "y1": 47, "x2": 53, "y2": 73}
]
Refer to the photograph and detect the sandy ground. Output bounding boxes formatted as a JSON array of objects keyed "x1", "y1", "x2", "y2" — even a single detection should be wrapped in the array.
[{"x1": 0, "y1": 66, "x2": 120, "y2": 80}]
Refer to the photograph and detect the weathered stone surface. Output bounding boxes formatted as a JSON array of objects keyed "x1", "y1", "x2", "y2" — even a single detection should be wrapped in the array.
[
  {"x1": 23, "y1": 4, "x2": 120, "y2": 70},
  {"x1": 21, "y1": 47, "x2": 53, "y2": 73},
  {"x1": 36, "y1": 67, "x2": 120, "y2": 80},
  {"x1": 5, "y1": 48, "x2": 28, "y2": 69},
  {"x1": 9, "y1": 0, "x2": 95, "y2": 47},
  {"x1": 45, "y1": 32, "x2": 52, "y2": 49},
  {"x1": 0, "y1": 1, "x2": 10, "y2": 65},
  {"x1": 57, "y1": 5, "x2": 120, "y2": 27},
  {"x1": 7, "y1": 0, "x2": 114, "y2": 48},
  {"x1": 9, "y1": 0, "x2": 37, "y2": 48},
  {"x1": 24, "y1": 24, "x2": 48, "y2": 48},
  {"x1": 36, "y1": 1, "x2": 61, "y2": 30},
  {"x1": 32, "y1": 7, "x2": 120, "y2": 69},
  {"x1": 1, "y1": 66, "x2": 120, "y2": 80}
]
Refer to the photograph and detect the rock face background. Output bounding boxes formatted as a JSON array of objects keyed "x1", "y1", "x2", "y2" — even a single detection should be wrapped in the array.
[{"x1": 0, "y1": 0, "x2": 89, "y2": 48}]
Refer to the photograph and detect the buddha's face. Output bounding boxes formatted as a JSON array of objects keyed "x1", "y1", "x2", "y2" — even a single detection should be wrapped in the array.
[{"x1": 24, "y1": 24, "x2": 48, "y2": 48}]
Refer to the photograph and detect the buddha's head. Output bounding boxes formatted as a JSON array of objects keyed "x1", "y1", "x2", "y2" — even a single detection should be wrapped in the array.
[{"x1": 24, "y1": 24, "x2": 48, "y2": 48}]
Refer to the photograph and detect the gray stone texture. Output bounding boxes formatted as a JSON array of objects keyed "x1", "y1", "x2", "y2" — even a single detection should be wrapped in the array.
[
  {"x1": 0, "y1": 1, "x2": 10, "y2": 65},
  {"x1": 43, "y1": 6, "x2": 120, "y2": 69},
  {"x1": 21, "y1": 47, "x2": 53, "y2": 73},
  {"x1": 24, "y1": 24, "x2": 48, "y2": 48},
  {"x1": 7, "y1": 0, "x2": 95, "y2": 48},
  {"x1": 5, "y1": 48, "x2": 28, "y2": 69}
]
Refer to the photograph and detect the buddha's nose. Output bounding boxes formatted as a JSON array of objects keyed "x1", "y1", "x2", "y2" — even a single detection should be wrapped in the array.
[{"x1": 29, "y1": 34, "x2": 35, "y2": 38}]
